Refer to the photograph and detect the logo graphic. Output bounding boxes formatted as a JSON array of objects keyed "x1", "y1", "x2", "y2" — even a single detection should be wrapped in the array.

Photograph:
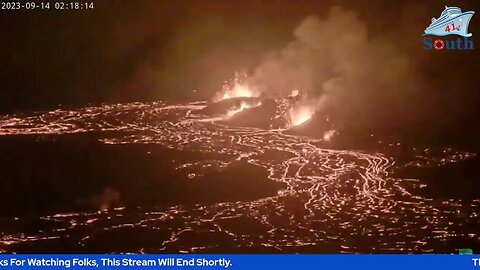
[
  {"x1": 459, "y1": 248, "x2": 473, "y2": 255},
  {"x1": 423, "y1": 6, "x2": 475, "y2": 51},
  {"x1": 424, "y1": 6, "x2": 474, "y2": 37}
]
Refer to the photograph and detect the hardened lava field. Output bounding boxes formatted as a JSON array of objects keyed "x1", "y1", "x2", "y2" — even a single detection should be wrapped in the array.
[{"x1": 0, "y1": 100, "x2": 479, "y2": 253}]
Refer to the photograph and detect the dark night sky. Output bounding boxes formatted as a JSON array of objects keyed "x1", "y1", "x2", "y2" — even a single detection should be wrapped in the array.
[{"x1": 1, "y1": 0, "x2": 479, "y2": 136}]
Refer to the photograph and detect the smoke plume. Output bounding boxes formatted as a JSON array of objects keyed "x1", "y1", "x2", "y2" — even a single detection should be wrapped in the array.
[{"x1": 251, "y1": 7, "x2": 418, "y2": 128}]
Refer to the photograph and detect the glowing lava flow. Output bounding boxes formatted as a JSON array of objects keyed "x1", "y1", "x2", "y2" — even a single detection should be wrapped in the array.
[
  {"x1": 0, "y1": 101, "x2": 478, "y2": 253},
  {"x1": 226, "y1": 101, "x2": 262, "y2": 117}
]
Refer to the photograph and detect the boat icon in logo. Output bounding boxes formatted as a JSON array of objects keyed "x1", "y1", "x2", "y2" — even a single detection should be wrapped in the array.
[{"x1": 424, "y1": 6, "x2": 474, "y2": 37}]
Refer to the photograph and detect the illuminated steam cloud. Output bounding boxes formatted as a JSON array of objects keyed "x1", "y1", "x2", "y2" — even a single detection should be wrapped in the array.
[{"x1": 251, "y1": 7, "x2": 413, "y2": 125}]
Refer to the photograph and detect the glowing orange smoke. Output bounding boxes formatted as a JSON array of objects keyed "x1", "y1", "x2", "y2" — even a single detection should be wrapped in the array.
[{"x1": 288, "y1": 105, "x2": 314, "y2": 127}]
